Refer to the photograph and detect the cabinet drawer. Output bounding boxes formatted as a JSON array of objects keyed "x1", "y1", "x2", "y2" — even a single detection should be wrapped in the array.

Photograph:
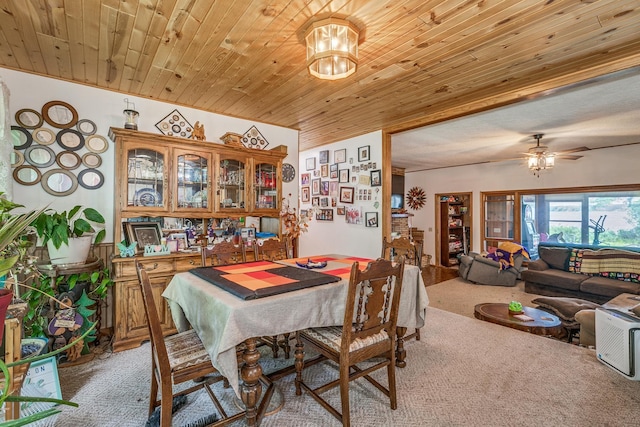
[{"x1": 176, "y1": 256, "x2": 201, "y2": 271}]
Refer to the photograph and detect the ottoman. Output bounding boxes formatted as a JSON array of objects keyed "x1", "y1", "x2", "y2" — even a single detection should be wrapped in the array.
[{"x1": 531, "y1": 296, "x2": 601, "y2": 343}]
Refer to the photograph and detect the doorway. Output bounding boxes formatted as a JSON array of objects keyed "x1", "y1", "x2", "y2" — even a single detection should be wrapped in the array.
[{"x1": 436, "y1": 192, "x2": 472, "y2": 267}]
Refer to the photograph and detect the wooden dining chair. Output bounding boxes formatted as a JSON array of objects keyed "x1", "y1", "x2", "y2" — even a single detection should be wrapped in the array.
[
  {"x1": 381, "y1": 236, "x2": 422, "y2": 340},
  {"x1": 254, "y1": 238, "x2": 294, "y2": 358},
  {"x1": 294, "y1": 257, "x2": 406, "y2": 427},
  {"x1": 201, "y1": 239, "x2": 247, "y2": 266},
  {"x1": 135, "y1": 261, "x2": 241, "y2": 426}
]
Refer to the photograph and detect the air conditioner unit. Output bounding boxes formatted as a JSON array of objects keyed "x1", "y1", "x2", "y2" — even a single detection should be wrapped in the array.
[{"x1": 595, "y1": 308, "x2": 640, "y2": 380}]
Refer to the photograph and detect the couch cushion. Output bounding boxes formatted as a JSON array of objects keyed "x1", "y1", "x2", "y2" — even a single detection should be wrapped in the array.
[
  {"x1": 521, "y1": 268, "x2": 587, "y2": 291},
  {"x1": 531, "y1": 296, "x2": 600, "y2": 321},
  {"x1": 539, "y1": 246, "x2": 570, "y2": 271},
  {"x1": 580, "y1": 276, "x2": 640, "y2": 298}
]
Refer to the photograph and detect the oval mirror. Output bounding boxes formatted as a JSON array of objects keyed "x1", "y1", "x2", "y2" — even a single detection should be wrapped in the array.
[
  {"x1": 78, "y1": 169, "x2": 104, "y2": 190},
  {"x1": 13, "y1": 165, "x2": 42, "y2": 186},
  {"x1": 42, "y1": 100, "x2": 78, "y2": 129},
  {"x1": 32, "y1": 127, "x2": 56, "y2": 145},
  {"x1": 76, "y1": 119, "x2": 97, "y2": 136},
  {"x1": 24, "y1": 145, "x2": 56, "y2": 168},
  {"x1": 11, "y1": 126, "x2": 33, "y2": 150},
  {"x1": 81, "y1": 152, "x2": 102, "y2": 168},
  {"x1": 85, "y1": 135, "x2": 108, "y2": 153},
  {"x1": 11, "y1": 150, "x2": 24, "y2": 168},
  {"x1": 41, "y1": 169, "x2": 78, "y2": 196},
  {"x1": 56, "y1": 151, "x2": 82, "y2": 170},
  {"x1": 15, "y1": 108, "x2": 43, "y2": 129},
  {"x1": 56, "y1": 128, "x2": 85, "y2": 151}
]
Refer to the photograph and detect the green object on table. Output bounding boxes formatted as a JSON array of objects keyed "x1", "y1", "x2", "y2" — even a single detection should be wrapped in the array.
[{"x1": 509, "y1": 301, "x2": 523, "y2": 312}]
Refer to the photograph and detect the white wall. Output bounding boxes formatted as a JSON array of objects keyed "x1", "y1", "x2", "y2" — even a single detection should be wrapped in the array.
[
  {"x1": 1, "y1": 68, "x2": 299, "y2": 242},
  {"x1": 298, "y1": 131, "x2": 383, "y2": 259},
  {"x1": 404, "y1": 144, "x2": 640, "y2": 262}
]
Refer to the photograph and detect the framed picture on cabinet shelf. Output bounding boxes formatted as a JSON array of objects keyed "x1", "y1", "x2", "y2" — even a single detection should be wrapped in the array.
[
  {"x1": 334, "y1": 149, "x2": 346, "y2": 164},
  {"x1": 125, "y1": 221, "x2": 163, "y2": 253}
]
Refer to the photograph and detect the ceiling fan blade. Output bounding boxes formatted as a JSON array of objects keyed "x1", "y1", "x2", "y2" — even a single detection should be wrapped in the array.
[
  {"x1": 557, "y1": 146, "x2": 590, "y2": 154},
  {"x1": 556, "y1": 154, "x2": 583, "y2": 160}
]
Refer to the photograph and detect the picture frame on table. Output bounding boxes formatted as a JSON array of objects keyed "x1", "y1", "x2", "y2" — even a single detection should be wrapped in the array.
[
  {"x1": 311, "y1": 178, "x2": 321, "y2": 195},
  {"x1": 306, "y1": 157, "x2": 316, "y2": 171},
  {"x1": 168, "y1": 232, "x2": 189, "y2": 251},
  {"x1": 125, "y1": 221, "x2": 163, "y2": 253},
  {"x1": 365, "y1": 212, "x2": 378, "y2": 227},
  {"x1": 319, "y1": 150, "x2": 329, "y2": 164},
  {"x1": 301, "y1": 186, "x2": 310, "y2": 202},
  {"x1": 339, "y1": 186, "x2": 354, "y2": 204},
  {"x1": 339, "y1": 169, "x2": 350, "y2": 183},
  {"x1": 358, "y1": 145, "x2": 370, "y2": 162},
  {"x1": 334, "y1": 148, "x2": 346, "y2": 164},
  {"x1": 370, "y1": 169, "x2": 381, "y2": 186},
  {"x1": 330, "y1": 163, "x2": 338, "y2": 179}
]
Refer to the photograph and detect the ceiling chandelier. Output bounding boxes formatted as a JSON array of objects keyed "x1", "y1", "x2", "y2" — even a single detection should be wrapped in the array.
[
  {"x1": 305, "y1": 18, "x2": 359, "y2": 80},
  {"x1": 527, "y1": 133, "x2": 555, "y2": 177}
]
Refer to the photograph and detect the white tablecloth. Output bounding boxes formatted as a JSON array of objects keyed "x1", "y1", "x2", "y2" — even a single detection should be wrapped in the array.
[{"x1": 162, "y1": 255, "x2": 429, "y2": 397}]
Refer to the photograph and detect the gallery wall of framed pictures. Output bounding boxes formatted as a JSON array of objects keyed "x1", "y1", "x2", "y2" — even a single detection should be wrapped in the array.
[{"x1": 299, "y1": 144, "x2": 382, "y2": 229}]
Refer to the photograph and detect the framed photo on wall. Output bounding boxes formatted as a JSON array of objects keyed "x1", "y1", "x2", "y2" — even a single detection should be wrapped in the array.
[
  {"x1": 334, "y1": 148, "x2": 346, "y2": 163},
  {"x1": 339, "y1": 169, "x2": 350, "y2": 183},
  {"x1": 330, "y1": 163, "x2": 338, "y2": 178},
  {"x1": 321, "y1": 164, "x2": 329, "y2": 177},
  {"x1": 125, "y1": 221, "x2": 163, "y2": 253},
  {"x1": 319, "y1": 150, "x2": 329, "y2": 164},
  {"x1": 339, "y1": 186, "x2": 354, "y2": 204},
  {"x1": 301, "y1": 186, "x2": 310, "y2": 202},
  {"x1": 301, "y1": 173, "x2": 310, "y2": 185},
  {"x1": 370, "y1": 169, "x2": 381, "y2": 186},
  {"x1": 365, "y1": 212, "x2": 379, "y2": 227},
  {"x1": 311, "y1": 178, "x2": 321, "y2": 195},
  {"x1": 358, "y1": 145, "x2": 370, "y2": 162},
  {"x1": 306, "y1": 157, "x2": 316, "y2": 171}
]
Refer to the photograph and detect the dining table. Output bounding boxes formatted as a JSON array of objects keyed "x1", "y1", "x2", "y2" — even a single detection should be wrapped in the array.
[{"x1": 162, "y1": 254, "x2": 429, "y2": 426}]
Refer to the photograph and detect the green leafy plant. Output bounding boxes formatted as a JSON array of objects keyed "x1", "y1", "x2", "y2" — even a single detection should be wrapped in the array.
[
  {"x1": 31, "y1": 206, "x2": 106, "y2": 250},
  {"x1": 0, "y1": 195, "x2": 45, "y2": 278}
]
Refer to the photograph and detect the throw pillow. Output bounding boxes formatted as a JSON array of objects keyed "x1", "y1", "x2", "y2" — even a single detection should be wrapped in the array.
[
  {"x1": 532, "y1": 296, "x2": 600, "y2": 321},
  {"x1": 539, "y1": 246, "x2": 570, "y2": 270},
  {"x1": 568, "y1": 248, "x2": 584, "y2": 273}
]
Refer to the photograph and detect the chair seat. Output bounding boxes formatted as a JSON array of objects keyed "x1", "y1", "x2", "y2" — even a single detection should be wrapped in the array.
[
  {"x1": 301, "y1": 326, "x2": 390, "y2": 353},
  {"x1": 165, "y1": 329, "x2": 211, "y2": 372}
]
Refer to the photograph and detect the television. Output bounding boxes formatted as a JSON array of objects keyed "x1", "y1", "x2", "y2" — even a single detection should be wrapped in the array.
[{"x1": 391, "y1": 194, "x2": 404, "y2": 209}]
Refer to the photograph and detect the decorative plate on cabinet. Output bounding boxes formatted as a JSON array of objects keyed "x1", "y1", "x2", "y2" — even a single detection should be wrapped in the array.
[
  {"x1": 282, "y1": 163, "x2": 295, "y2": 182},
  {"x1": 134, "y1": 188, "x2": 162, "y2": 206}
]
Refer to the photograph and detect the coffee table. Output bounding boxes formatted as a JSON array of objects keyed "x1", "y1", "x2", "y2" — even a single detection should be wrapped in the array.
[{"x1": 474, "y1": 303, "x2": 563, "y2": 336}]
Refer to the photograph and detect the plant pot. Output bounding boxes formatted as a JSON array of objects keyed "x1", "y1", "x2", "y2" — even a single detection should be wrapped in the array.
[
  {"x1": 46, "y1": 235, "x2": 93, "y2": 265},
  {"x1": 0, "y1": 288, "x2": 14, "y2": 343}
]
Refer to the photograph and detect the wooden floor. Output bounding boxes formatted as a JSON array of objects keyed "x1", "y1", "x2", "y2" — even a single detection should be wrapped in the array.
[{"x1": 422, "y1": 264, "x2": 459, "y2": 287}]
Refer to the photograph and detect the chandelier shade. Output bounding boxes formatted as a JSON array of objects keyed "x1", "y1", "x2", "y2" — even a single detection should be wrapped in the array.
[
  {"x1": 305, "y1": 18, "x2": 359, "y2": 80},
  {"x1": 527, "y1": 134, "x2": 554, "y2": 177}
]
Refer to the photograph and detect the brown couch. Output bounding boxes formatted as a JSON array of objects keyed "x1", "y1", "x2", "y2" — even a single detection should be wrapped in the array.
[{"x1": 522, "y1": 244, "x2": 640, "y2": 304}]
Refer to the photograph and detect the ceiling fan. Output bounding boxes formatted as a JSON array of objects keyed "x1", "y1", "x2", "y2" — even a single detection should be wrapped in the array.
[{"x1": 523, "y1": 133, "x2": 589, "y2": 177}]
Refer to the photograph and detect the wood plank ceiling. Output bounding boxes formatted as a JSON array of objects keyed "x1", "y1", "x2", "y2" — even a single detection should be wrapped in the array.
[{"x1": 0, "y1": 0, "x2": 639, "y2": 151}]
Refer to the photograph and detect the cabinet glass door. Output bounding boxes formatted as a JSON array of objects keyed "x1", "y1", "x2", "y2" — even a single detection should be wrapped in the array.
[
  {"x1": 254, "y1": 162, "x2": 278, "y2": 210},
  {"x1": 126, "y1": 147, "x2": 166, "y2": 209},
  {"x1": 484, "y1": 193, "x2": 515, "y2": 248},
  {"x1": 217, "y1": 156, "x2": 246, "y2": 211},
  {"x1": 174, "y1": 150, "x2": 210, "y2": 210}
]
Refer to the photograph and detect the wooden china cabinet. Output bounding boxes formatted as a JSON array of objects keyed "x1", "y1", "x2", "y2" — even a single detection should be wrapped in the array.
[{"x1": 108, "y1": 128, "x2": 287, "y2": 351}]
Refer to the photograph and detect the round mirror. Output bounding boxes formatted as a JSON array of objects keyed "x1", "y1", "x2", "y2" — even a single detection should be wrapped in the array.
[
  {"x1": 78, "y1": 169, "x2": 104, "y2": 190},
  {"x1": 76, "y1": 119, "x2": 97, "y2": 136},
  {"x1": 85, "y1": 135, "x2": 108, "y2": 153},
  {"x1": 11, "y1": 150, "x2": 24, "y2": 168},
  {"x1": 42, "y1": 100, "x2": 78, "y2": 129},
  {"x1": 33, "y1": 127, "x2": 56, "y2": 145},
  {"x1": 81, "y1": 152, "x2": 102, "y2": 168},
  {"x1": 41, "y1": 169, "x2": 78, "y2": 196},
  {"x1": 56, "y1": 128, "x2": 85, "y2": 151},
  {"x1": 56, "y1": 151, "x2": 82, "y2": 170},
  {"x1": 13, "y1": 165, "x2": 42, "y2": 186},
  {"x1": 24, "y1": 145, "x2": 56, "y2": 168},
  {"x1": 15, "y1": 108, "x2": 43, "y2": 129},
  {"x1": 11, "y1": 126, "x2": 33, "y2": 150}
]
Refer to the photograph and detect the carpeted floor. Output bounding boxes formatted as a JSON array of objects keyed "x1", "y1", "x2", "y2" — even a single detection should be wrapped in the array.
[{"x1": 55, "y1": 301, "x2": 640, "y2": 426}]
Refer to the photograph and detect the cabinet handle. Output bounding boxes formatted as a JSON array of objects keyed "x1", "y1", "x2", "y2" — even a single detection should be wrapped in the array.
[{"x1": 189, "y1": 259, "x2": 196, "y2": 265}]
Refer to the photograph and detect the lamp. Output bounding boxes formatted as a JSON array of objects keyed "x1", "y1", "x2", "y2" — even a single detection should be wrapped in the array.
[
  {"x1": 123, "y1": 98, "x2": 139, "y2": 130},
  {"x1": 305, "y1": 18, "x2": 359, "y2": 80},
  {"x1": 527, "y1": 133, "x2": 555, "y2": 177}
]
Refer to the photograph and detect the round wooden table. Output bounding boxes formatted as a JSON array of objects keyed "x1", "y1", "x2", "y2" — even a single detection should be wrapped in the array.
[{"x1": 474, "y1": 303, "x2": 563, "y2": 336}]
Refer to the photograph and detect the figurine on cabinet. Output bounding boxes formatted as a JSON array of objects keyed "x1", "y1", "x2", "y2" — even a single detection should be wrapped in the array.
[{"x1": 192, "y1": 121, "x2": 206, "y2": 141}]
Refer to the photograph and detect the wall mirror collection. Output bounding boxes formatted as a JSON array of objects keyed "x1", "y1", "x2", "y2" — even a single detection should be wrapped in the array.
[{"x1": 11, "y1": 100, "x2": 107, "y2": 195}]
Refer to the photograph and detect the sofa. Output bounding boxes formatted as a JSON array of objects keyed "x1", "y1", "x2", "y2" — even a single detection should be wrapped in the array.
[{"x1": 522, "y1": 244, "x2": 640, "y2": 304}]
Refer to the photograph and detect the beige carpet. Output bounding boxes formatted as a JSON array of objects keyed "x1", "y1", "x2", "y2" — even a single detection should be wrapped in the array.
[
  {"x1": 54, "y1": 303, "x2": 640, "y2": 426},
  {"x1": 427, "y1": 277, "x2": 541, "y2": 319}
]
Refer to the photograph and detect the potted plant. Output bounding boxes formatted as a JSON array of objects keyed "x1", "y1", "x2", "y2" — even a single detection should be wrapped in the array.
[{"x1": 32, "y1": 206, "x2": 106, "y2": 265}]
